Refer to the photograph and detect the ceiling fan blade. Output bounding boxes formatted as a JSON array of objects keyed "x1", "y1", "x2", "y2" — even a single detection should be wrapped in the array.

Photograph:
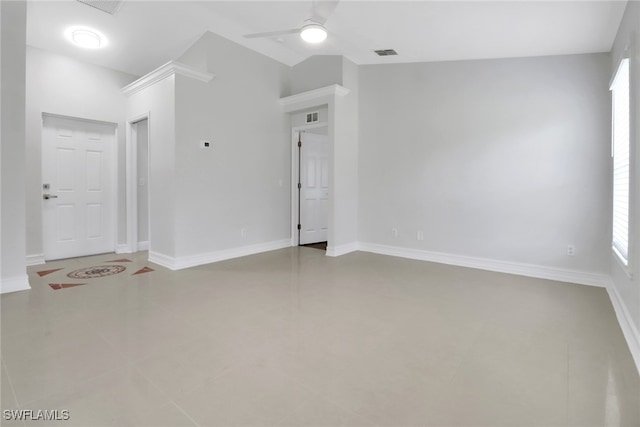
[
  {"x1": 243, "y1": 28, "x2": 300, "y2": 39},
  {"x1": 311, "y1": 0, "x2": 340, "y2": 25}
]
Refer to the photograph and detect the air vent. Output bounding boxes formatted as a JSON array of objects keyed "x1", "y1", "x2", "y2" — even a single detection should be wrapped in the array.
[
  {"x1": 374, "y1": 49, "x2": 398, "y2": 56},
  {"x1": 76, "y1": 0, "x2": 123, "y2": 15},
  {"x1": 306, "y1": 111, "x2": 319, "y2": 124}
]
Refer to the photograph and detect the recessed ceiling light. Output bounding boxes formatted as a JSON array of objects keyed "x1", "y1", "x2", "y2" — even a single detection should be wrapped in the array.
[
  {"x1": 300, "y1": 22, "x2": 327, "y2": 44},
  {"x1": 65, "y1": 26, "x2": 107, "y2": 49}
]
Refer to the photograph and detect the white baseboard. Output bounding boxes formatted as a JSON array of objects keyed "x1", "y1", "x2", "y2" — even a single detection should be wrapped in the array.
[
  {"x1": 150, "y1": 239, "x2": 291, "y2": 271},
  {"x1": 148, "y1": 250, "x2": 176, "y2": 269},
  {"x1": 326, "y1": 242, "x2": 359, "y2": 257},
  {"x1": 137, "y1": 241, "x2": 149, "y2": 251},
  {"x1": 116, "y1": 244, "x2": 133, "y2": 254},
  {"x1": 1, "y1": 275, "x2": 31, "y2": 294},
  {"x1": 607, "y1": 282, "x2": 640, "y2": 375},
  {"x1": 26, "y1": 253, "x2": 45, "y2": 266},
  {"x1": 358, "y1": 242, "x2": 609, "y2": 288}
]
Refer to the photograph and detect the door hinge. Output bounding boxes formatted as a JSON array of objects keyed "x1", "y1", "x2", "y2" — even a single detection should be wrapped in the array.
[
  {"x1": 297, "y1": 224, "x2": 301, "y2": 230},
  {"x1": 298, "y1": 140, "x2": 302, "y2": 148},
  {"x1": 297, "y1": 182, "x2": 301, "y2": 190}
]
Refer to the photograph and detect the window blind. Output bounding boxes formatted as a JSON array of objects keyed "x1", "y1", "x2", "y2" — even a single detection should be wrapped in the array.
[{"x1": 611, "y1": 58, "x2": 630, "y2": 264}]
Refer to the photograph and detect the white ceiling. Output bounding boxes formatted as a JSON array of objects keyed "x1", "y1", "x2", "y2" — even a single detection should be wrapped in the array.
[{"x1": 26, "y1": 0, "x2": 628, "y2": 77}]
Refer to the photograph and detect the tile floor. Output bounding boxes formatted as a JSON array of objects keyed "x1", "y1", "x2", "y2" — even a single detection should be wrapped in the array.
[{"x1": 1, "y1": 247, "x2": 639, "y2": 426}]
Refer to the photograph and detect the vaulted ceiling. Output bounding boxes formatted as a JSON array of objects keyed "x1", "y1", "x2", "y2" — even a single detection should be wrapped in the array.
[{"x1": 27, "y1": 0, "x2": 628, "y2": 77}]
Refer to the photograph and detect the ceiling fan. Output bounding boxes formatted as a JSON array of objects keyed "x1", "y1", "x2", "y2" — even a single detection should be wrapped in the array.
[{"x1": 243, "y1": 0, "x2": 339, "y2": 44}]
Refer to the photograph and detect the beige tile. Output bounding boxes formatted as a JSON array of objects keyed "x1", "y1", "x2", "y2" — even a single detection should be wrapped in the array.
[
  {"x1": 2, "y1": 323, "x2": 127, "y2": 406},
  {"x1": 277, "y1": 396, "x2": 374, "y2": 427},
  {"x1": 127, "y1": 402, "x2": 199, "y2": 427},
  {"x1": 175, "y1": 363, "x2": 314, "y2": 426},
  {"x1": 22, "y1": 366, "x2": 169, "y2": 427},
  {"x1": 3, "y1": 248, "x2": 639, "y2": 426}
]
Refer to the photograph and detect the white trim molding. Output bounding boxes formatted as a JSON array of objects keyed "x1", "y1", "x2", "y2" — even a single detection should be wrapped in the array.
[
  {"x1": 607, "y1": 283, "x2": 640, "y2": 375},
  {"x1": 279, "y1": 84, "x2": 351, "y2": 112},
  {"x1": 116, "y1": 244, "x2": 133, "y2": 254},
  {"x1": 1, "y1": 275, "x2": 31, "y2": 294},
  {"x1": 149, "y1": 239, "x2": 290, "y2": 271},
  {"x1": 358, "y1": 242, "x2": 610, "y2": 288},
  {"x1": 121, "y1": 61, "x2": 215, "y2": 97},
  {"x1": 326, "y1": 242, "x2": 359, "y2": 257},
  {"x1": 26, "y1": 254, "x2": 45, "y2": 266}
]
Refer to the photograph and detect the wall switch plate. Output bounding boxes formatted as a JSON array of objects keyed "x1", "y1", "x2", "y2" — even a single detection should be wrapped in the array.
[
  {"x1": 417, "y1": 231, "x2": 424, "y2": 241},
  {"x1": 200, "y1": 140, "x2": 211, "y2": 149},
  {"x1": 392, "y1": 228, "x2": 398, "y2": 238},
  {"x1": 241, "y1": 228, "x2": 247, "y2": 238}
]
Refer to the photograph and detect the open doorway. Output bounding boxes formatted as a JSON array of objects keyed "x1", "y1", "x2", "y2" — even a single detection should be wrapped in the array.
[
  {"x1": 126, "y1": 115, "x2": 150, "y2": 254},
  {"x1": 295, "y1": 126, "x2": 329, "y2": 250},
  {"x1": 133, "y1": 119, "x2": 149, "y2": 251}
]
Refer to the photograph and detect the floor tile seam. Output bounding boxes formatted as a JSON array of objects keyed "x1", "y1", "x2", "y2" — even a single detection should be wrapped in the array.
[
  {"x1": 13, "y1": 361, "x2": 128, "y2": 409},
  {"x1": 167, "y1": 399, "x2": 203, "y2": 427},
  {"x1": 1, "y1": 359, "x2": 21, "y2": 410},
  {"x1": 149, "y1": 354, "x2": 246, "y2": 406},
  {"x1": 270, "y1": 355, "x2": 380, "y2": 427},
  {"x1": 130, "y1": 364, "x2": 193, "y2": 418},
  {"x1": 438, "y1": 315, "x2": 493, "y2": 396}
]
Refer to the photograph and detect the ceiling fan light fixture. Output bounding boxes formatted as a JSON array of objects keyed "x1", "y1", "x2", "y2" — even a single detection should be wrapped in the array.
[
  {"x1": 65, "y1": 26, "x2": 107, "y2": 49},
  {"x1": 300, "y1": 22, "x2": 327, "y2": 44}
]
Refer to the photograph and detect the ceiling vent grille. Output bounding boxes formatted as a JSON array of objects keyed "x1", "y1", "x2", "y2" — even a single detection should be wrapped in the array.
[
  {"x1": 76, "y1": 0, "x2": 123, "y2": 15},
  {"x1": 374, "y1": 49, "x2": 398, "y2": 56}
]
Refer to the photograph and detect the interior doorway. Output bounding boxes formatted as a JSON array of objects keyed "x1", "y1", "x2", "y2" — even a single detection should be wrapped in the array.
[
  {"x1": 295, "y1": 126, "x2": 329, "y2": 247},
  {"x1": 127, "y1": 116, "x2": 150, "y2": 253},
  {"x1": 133, "y1": 119, "x2": 149, "y2": 250},
  {"x1": 41, "y1": 114, "x2": 117, "y2": 260}
]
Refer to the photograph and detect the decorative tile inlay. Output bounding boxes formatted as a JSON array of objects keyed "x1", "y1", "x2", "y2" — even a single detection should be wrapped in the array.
[
  {"x1": 132, "y1": 267, "x2": 154, "y2": 276},
  {"x1": 107, "y1": 258, "x2": 133, "y2": 263},
  {"x1": 37, "y1": 268, "x2": 63, "y2": 277},
  {"x1": 67, "y1": 265, "x2": 126, "y2": 279},
  {"x1": 49, "y1": 283, "x2": 86, "y2": 290}
]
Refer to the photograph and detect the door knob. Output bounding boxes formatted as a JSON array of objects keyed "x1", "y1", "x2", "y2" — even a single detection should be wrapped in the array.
[{"x1": 43, "y1": 194, "x2": 58, "y2": 200}]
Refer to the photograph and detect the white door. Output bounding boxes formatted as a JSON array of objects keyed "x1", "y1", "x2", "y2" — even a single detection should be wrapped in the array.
[
  {"x1": 299, "y1": 131, "x2": 329, "y2": 245},
  {"x1": 42, "y1": 115, "x2": 115, "y2": 260}
]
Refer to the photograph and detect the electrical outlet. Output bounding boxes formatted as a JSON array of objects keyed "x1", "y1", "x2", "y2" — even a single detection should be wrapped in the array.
[
  {"x1": 200, "y1": 140, "x2": 211, "y2": 149},
  {"x1": 567, "y1": 245, "x2": 575, "y2": 256},
  {"x1": 417, "y1": 231, "x2": 424, "y2": 241},
  {"x1": 392, "y1": 228, "x2": 398, "y2": 238}
]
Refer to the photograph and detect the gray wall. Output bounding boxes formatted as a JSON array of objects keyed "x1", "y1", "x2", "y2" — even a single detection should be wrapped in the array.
[
  {"x1": 25, "y1": 47, "x2": 138, "y2": 257},
  {"x1": 173, "y1": 32, "x2": 292, "y2": 258},
  {"x1": 358, "y1": 53, "x2": 612, "y2": 273},
  {"x1": 1, "y1": 0, "x2": 28, "y2": 291},
  {"x1": 610, "y1": 0, "x2": 640, "y2": 344},
  {"x1": 291, "y1": 55, "x2": 343, "y2": 95}
]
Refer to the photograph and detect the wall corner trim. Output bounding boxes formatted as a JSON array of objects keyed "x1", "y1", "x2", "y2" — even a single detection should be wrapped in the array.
[
  {"x1": 26, "y1": 254, "x2": 45, "y2": 266},
  {"x1": 279, "y1": 84, "x2": 350, "y2": 112},
  {"x1": 148, "y1": 250, "x2": 177, "y2": 270},
  {"x1": 121, "y1": 61, "x2": 215, "y2": 97},
  {"x1": 607, "y1": 282, "x2": 640, "y2": 375},
  {"x1": 1, "y1": 275, "x2": 31, "y2": 294},
  {"x1": 326, "y1": 242, "x2": 359, "y2": 257},
  {"x1": 116, "y1": 244, "x2": 133, "y2": 254}
]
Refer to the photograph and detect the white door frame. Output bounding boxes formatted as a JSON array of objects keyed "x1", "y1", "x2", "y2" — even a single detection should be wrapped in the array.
[
  {"x1": 290, "y1": 122, "x2": 328, "y2": 247},
  {"x1": 41, "y1": 112, "x2": 118, "y2": 258},
  {"x1": 124, "y1": 112, "x2": 151, "y2": 254}
]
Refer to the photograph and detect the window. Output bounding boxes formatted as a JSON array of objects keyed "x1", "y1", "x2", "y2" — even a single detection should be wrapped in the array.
[{"x1": 611, "y1": 58, "x2": 630, "y2": 266}]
